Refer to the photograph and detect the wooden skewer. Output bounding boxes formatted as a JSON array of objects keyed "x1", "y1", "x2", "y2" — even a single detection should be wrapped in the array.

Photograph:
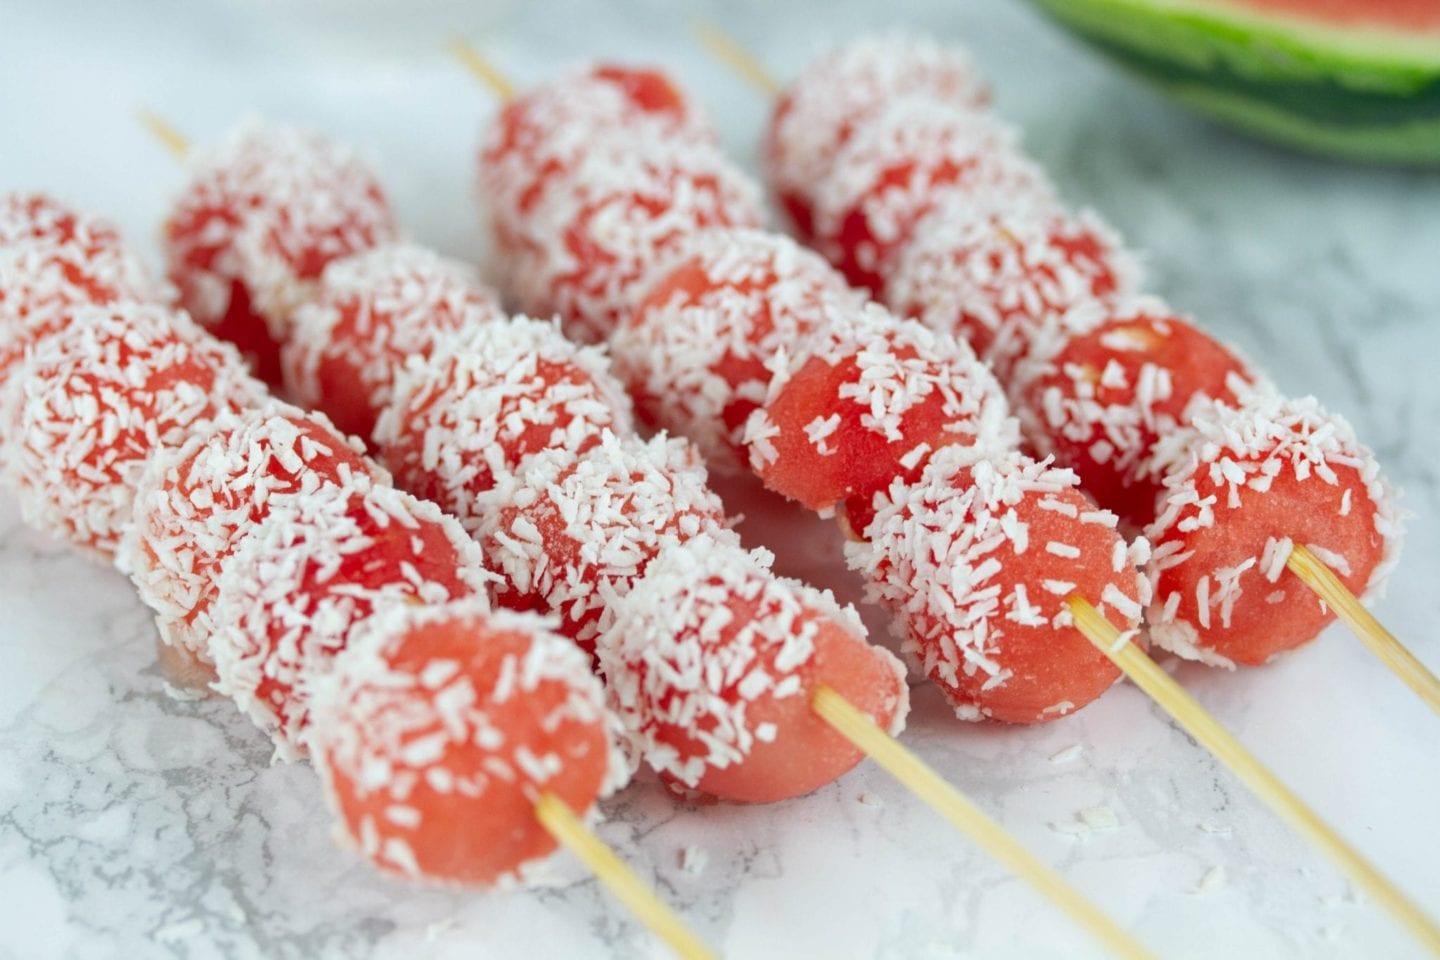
[
  {"x1": 1066, "y1": 594, "x2": 1440, "y2": 956},
  {"x1": 137, "y1": 108, "x2": 190, "y2": 159},
  {"x1": 449, "y1": 38, "x2": 516, "y2": 101},
  {"x1": 812, "y1": 685, "x2": 1158, "y2": 960},
  {"x1": 691, "y1": 22, "x2": 781, "y2": 97},
  {"x1": 134, "y1": 106, "x2": 713, "y2": 960},
  {"x1": 534, "y1": 793, "x2": 716, "y2": 960},
  {"x1": 1285, "y1": 543, "x2": 1440, "y2": 716}
]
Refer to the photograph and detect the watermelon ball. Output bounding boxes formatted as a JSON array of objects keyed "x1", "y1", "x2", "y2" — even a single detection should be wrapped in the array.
[
  {"x1": 2, "y1": 302, "x2": 262, "y2": 559},
  {"x1": 0, "y1": 193, "x2": 162, "y2": 391},
  {"x1": 765, "y1": 34, "x2": 991, "y2": 242},
  {"x1": 811, "y1": 99, "x2": 1055, "y2": 297},
  {"x1": 888, "y1": 201, "x2": 1140, "y2": 383},
  {"x1": 852, "y1": 447, "x2": 1148, "y2": 724},
  {"x1": 613, "y1": 227, "x2": 863, "y2": 470},
  {"x1": 1017, "y1": 301, "x2": 1265, "y2": 531},
  {"x1": 0, "y1": 191, "x2": 120, "y2": 249},
  {"x1": 373, "y1": 315, "x2": 633, "y2": 534},
  {"x1": 500, "y1": 136, "x2": 763, "y2": 344},
  {"x1": 282, "y1": 244, "x2": 505, "y2": 441},
  {"x1": 310, "y1": 597, "x2": 627, "y2": 888},
  {"x1": 210, "y1": 482, "x2": 490, "y2": 757},
  {"x1": 598, "y1": 534, "x2": 909, "y2": 803},
  {"x1": 744, "y1": 302, "x2": 1017, "y2": 524},
  {"x1": 478, "y1": 62, "x2": 715, "y2": 263},
  {"x1": 479, "y1": 430, "x2": 734, "y2": 657},
  {"x1": 1144, "y1": 393, "x2": 1401, "y2": 668},
  {"x1": 122, "y1": 400, "x2": 386, "y2": 663},
  {"x1": 163, "y1": 119, "x2": 398, "y2": 386}
]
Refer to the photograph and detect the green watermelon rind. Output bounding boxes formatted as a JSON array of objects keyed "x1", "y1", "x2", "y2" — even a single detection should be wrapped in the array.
[{"x1": 1029, "y1": 0, "x2": 1440, "y2": 164}]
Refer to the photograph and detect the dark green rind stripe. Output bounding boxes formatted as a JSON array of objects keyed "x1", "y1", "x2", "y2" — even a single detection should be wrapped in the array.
[
  {"x1": 1165, "y1": 81, "x2": 1440, "y2": 163},
  {"x1": 1069, "y1": 23, "x2": 1440, "y2": 127},
  {"x1": 1029, "y1": 0, "x2": 1440, "y2": 163}
]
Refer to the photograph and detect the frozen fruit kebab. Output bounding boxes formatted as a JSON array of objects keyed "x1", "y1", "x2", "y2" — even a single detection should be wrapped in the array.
[
  {"x1": 700, "y1": 30, "x2": 1438, "y2": 949},
  {"x1": 453, "y1": 44, "x2": 1160, "y2": 960},
  {"x1": 1, "y1": 183, "x2": 712, "y2": 959},
  {"x1": 752, "y1": 34, "x2": 1434, "y2": 714}
]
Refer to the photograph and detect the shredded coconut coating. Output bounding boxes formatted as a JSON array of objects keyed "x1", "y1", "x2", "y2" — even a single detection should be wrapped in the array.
[
  {"x1": 309, "y1": 597, "x2": 628, "y2": 888},
  {"x1": 162, "y1": 117, "x2": 398, "y2": 382},
  {"x1": 765, "y1": 33, "x2": 991, "y2": 240},
  {"x1": 210, "y1": 482, "x2": 492, "y2": 758},
  {"x1": 1, "y1": 192, "x2": 124, "y2": 249},
  {"x1": 810, "y1": 98, "x2": 1055, "y2": 296},
  {"x1": 121, "y1": 401, "x2": 387, "y2": 659},
  {"x1": 597, "y1": 534, "x2": 908, "y2": 802},
  {"x1": 746, "y1": 301, "x2": 1018, "y2": 520},
  {"x1": 497, "y1": 135, "x2": 764, "y2": 344},
  {"x1": 1144, "y1": 393, "x2": 1402, "y2": 668},
  {"x1": 0, "y1": 193, "x2": 164, "y2": 391},
  {"x1": 283, "y1": 243, "x2": 505, "y2": 440},
  {"x1": 613, "y1": 228, "x2": 863, "y2": 471},
  {"x1": 373, "y1": 315, "x2": 634, "y2": 534},
  {"x1": 1017, "y1": 301, "x2": 1264, "y2": 532},
  {"x1": 850, "y1": 447, "x2": 1147, "y2": 724},
  {"x1": 1, "y1": 302, "x2": 263, "y2": 559},
  {"x1": 478, "y1": 62, "x2": 715, "y2": 264},
  {"x1": 478, "y1": 430, "x2": 734, "y2": 656},
  {"x1": 889, "y1": 201, "x2": 1140, "y2": 385}
]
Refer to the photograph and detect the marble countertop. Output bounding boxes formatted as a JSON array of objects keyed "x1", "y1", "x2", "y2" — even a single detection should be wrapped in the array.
[{"x1": 2, "y1": 0, "x2": 1438, "y2": 957}]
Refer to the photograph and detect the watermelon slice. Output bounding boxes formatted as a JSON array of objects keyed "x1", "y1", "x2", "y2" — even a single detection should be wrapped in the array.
[{"x1": 1028, "y1": 0, "x2": 1440, "y2": 164}]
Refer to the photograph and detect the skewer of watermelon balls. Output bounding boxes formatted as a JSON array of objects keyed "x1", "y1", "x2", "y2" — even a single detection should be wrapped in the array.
[
  {"x1": 0, "y1": 192, "x2": 720, "y2": 960},
  {"x1": 758, "y1": 33, "x2": 1432, "y2": 707},
  {"x1": 454, "y1": 40, "x2": 1439, "y2": 950},
  {"x1": 697, "y1": 28, "x2": 1439, "y2": 946}
]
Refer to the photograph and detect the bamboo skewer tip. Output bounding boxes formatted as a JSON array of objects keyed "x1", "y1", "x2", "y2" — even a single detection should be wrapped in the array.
[
  {"x1": 1284, "y1": 543, "x2": 1440, "y2": 717},
  {"x1": 136, "y1": 108, "x2": 189, "y2": 160},
  {"x1": 691, "y1": 22, "x2": 781, "y2": 96},
  {"x1": 533, "y1": 792, "x2": 715, "y2": 960},
  {"x1": 449, "y1": 38, "x2": 516, "y2": 101},
  {"x1": 811, "y1": 685, "x2": 1157, "y2": 960},
  {"x1": 1065, "y1": 594, "x2": 1440, "y2": 955}
]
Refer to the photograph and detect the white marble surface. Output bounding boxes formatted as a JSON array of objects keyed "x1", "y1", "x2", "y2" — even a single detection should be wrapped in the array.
[{"x1": 2, "y1": 1, "x2": 1438, "y2": 957}]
